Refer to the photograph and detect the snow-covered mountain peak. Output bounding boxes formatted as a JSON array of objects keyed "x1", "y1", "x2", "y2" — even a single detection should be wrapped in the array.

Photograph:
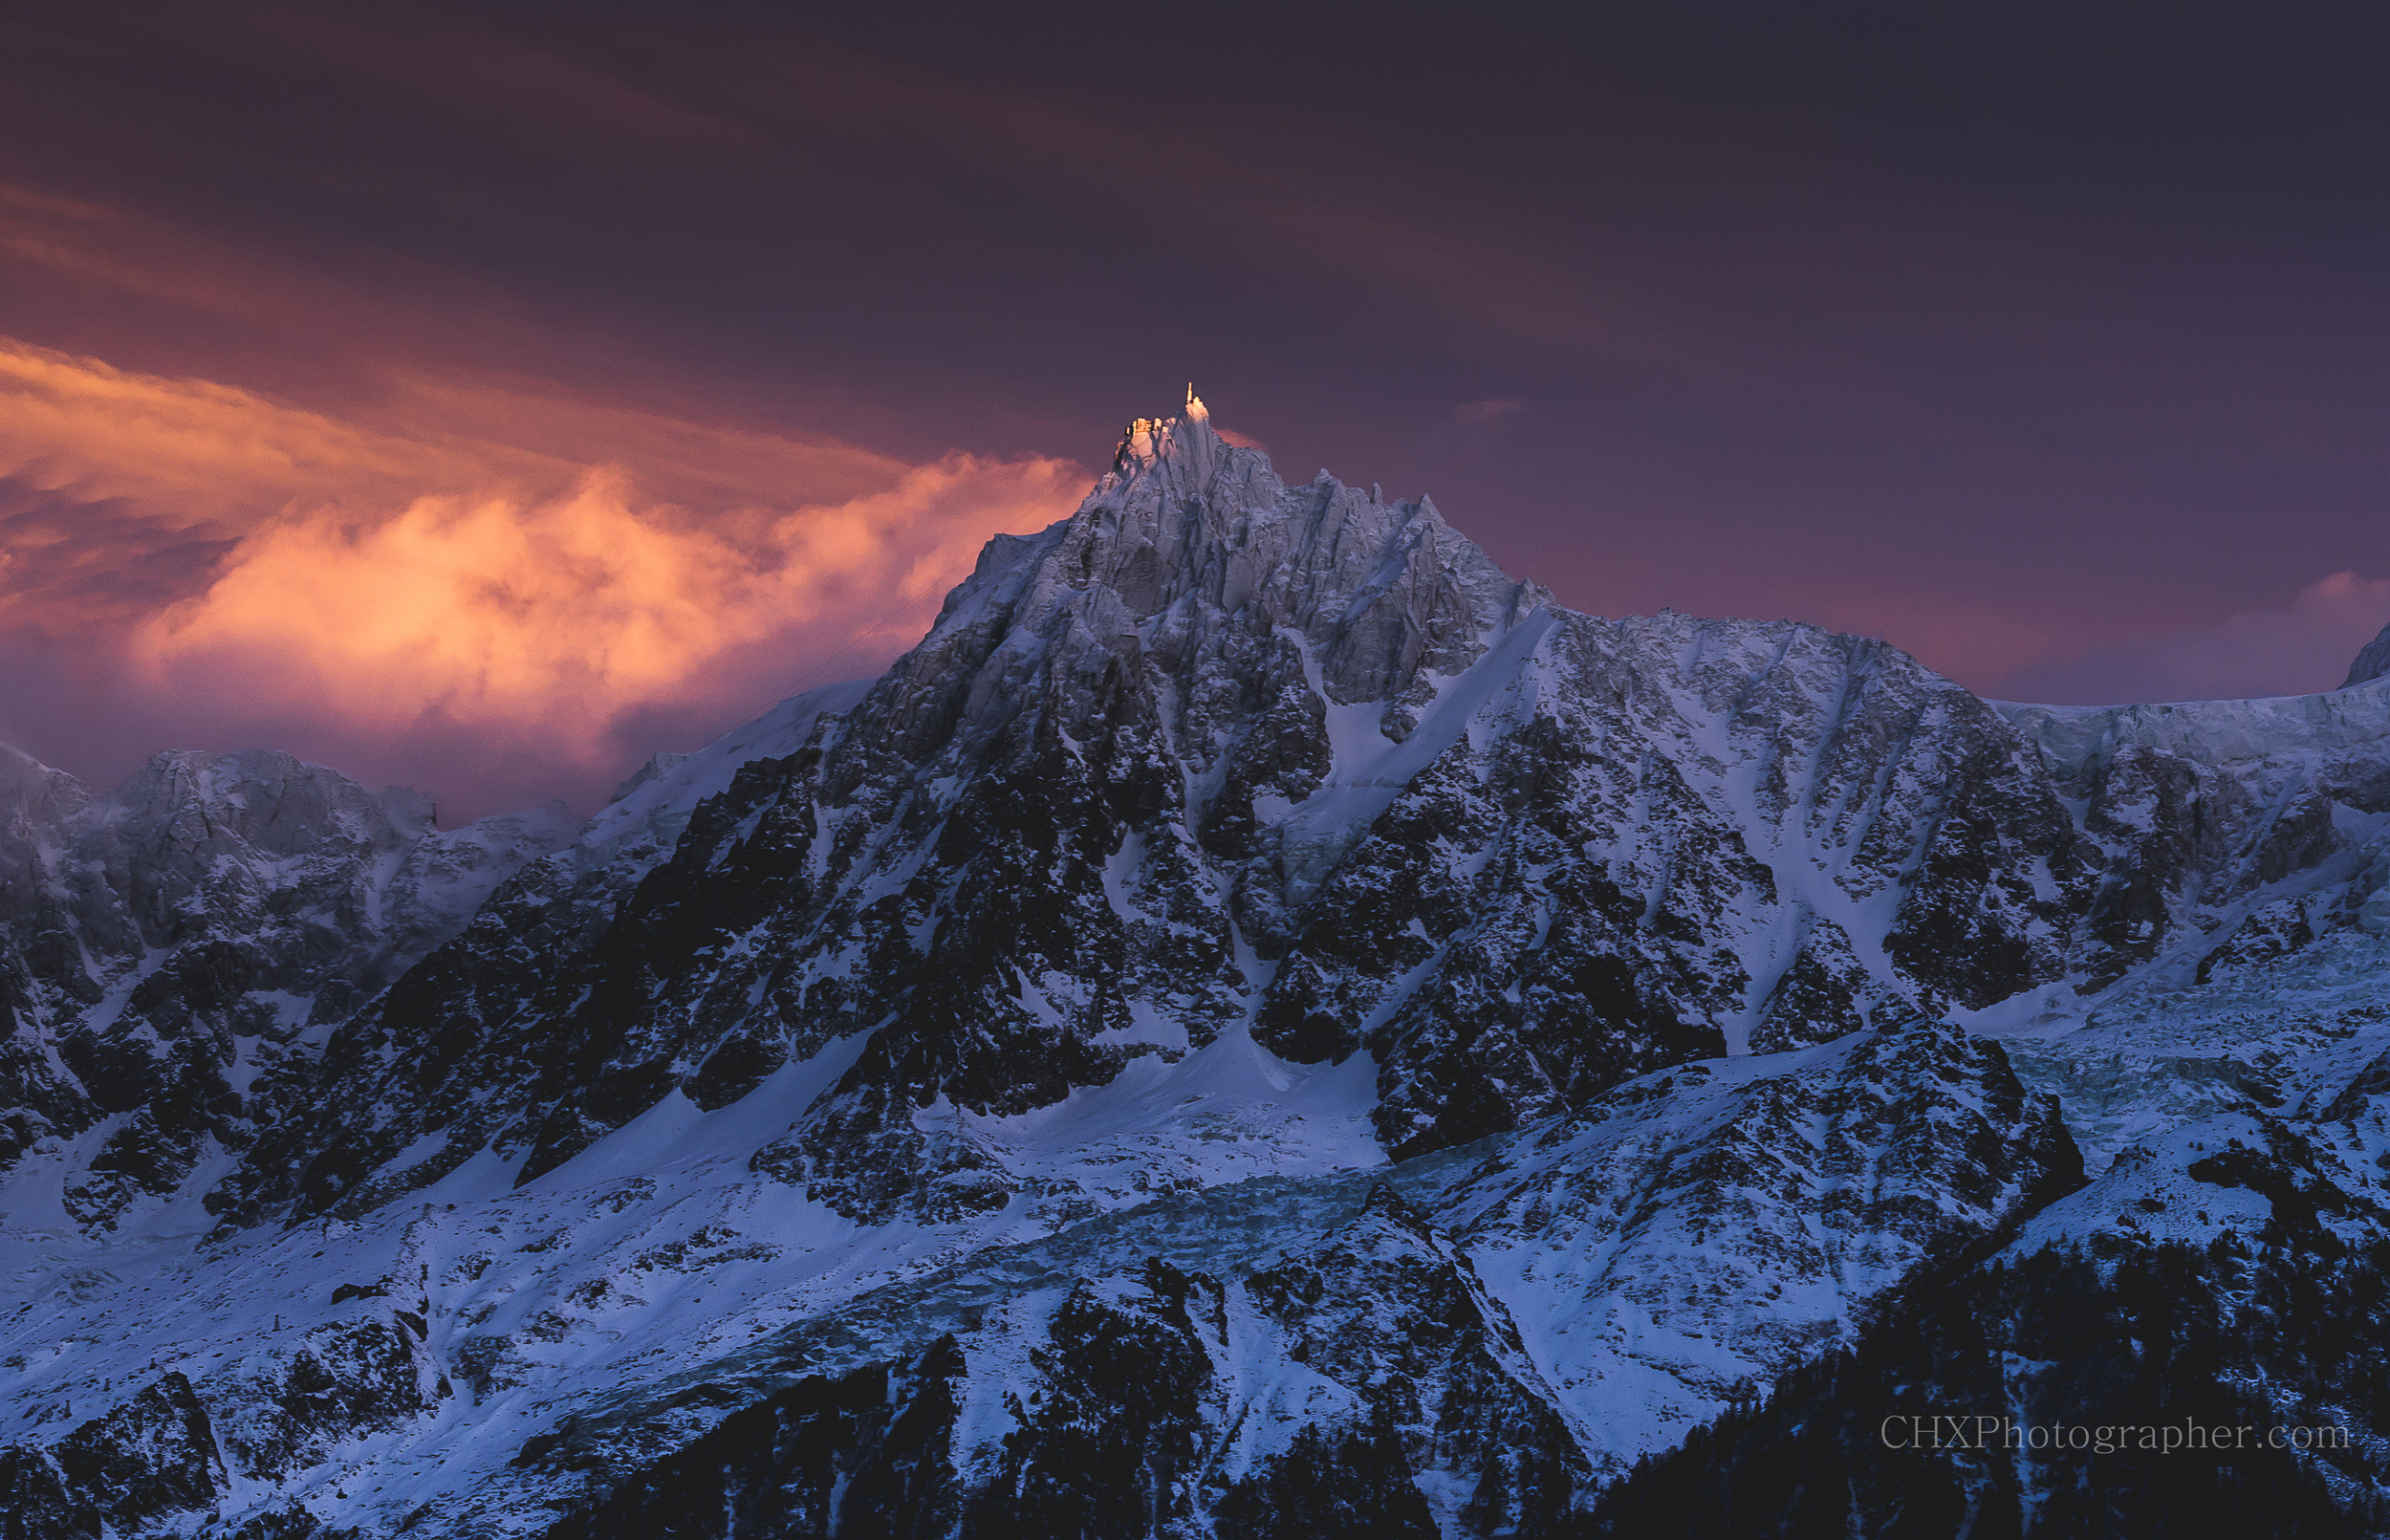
[
  {"x1": 847, "y1": 396, "x2": 1565, "y2": 835},
  {"x1": 101, "y1": 748, "x2": 430, "y2": 862},
  {"x1": 196, "y1": 398, "x2": 2109, "y2": 1234},
  {"x1": 25, "y1": 399, "x2": 2390, "y2": 1534},
  {"x1": 1024, "y1": 394, "x2": 1543, "y2": 707},
  {"x1": 1109, "y1": 384, "x2": 1222, "y2": 481}
]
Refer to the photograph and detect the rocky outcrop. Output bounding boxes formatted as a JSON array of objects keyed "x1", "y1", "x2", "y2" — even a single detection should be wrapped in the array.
[
  {"x1": 1239, "y1": 1188, "x2": 1589, "y2": 1536},
  {"x1": 539, "y1": 1344, "x2": 967, "y2": 1540},
  {"x1": 2004, "y1": 682, "x2": 2390, "y2": 993},
  {"x1": 2346, "y1": 618, "x2": 2390, "y2": 688},
  {"x1": 529, "y1": 1193, "x2": 1591, "y2": 1539},
  {"x1": 1432, "y1": 1013, "x2": 2083, "y2": 1469},
  {"x1": 0, "y1": 1373, "x2": 227, "y2": 1537}
]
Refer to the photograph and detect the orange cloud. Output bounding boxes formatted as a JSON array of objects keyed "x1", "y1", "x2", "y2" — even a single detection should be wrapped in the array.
[
  {"x1": 0, "y1": 337, "x2": 1085, "y2": 813},
  {"x1": 129, "y1": 458, "x2": 1080, "y2": 765},
  {"x1": 0, "y1": 338, "x2": 912, "y2": 537},
  {"x1": 0, "y1": 337, "x2": 493, "y2": 525}
]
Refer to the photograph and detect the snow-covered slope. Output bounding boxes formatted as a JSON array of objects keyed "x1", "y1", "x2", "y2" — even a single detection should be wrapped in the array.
[
  {"x1": 0, "y1": 1011, "x2": 2073, "y2": 1536},
  {"x1": 574, "y1": 679, "x2": 873, "y2": 880},
  {"x1": 9, "y1": 394, "x2": 2390, "y2": 1536},
  {"x1": 1587, "y1": 929, "x2": 2390, "y2": 1535}
]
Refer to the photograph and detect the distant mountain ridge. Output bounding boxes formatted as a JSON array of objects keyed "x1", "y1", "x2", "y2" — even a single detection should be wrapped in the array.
[{"x1": 0, "y1": 745, "x2": 581, "y2": 1229}]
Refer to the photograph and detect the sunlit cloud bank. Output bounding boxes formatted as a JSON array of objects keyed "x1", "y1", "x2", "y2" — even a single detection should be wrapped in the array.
[
  {"x1": 130, "y1": 460, "x2": 1078, "y2": 767},
  {"x1": 0, "y1": 339, "x2": 1084, "y2": 819},
  {"x1": 1990, "y1": 572, "x2": 2390, "y2": 705}
]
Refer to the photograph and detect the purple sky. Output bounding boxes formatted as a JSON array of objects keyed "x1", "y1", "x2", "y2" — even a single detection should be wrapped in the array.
[{"x1": 3, "y1": 2, "x2": 2388, "y2": 818}]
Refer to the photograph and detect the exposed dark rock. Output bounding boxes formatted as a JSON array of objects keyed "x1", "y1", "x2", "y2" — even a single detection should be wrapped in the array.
[
  {"x1": 532, "y1": 1197, "x2": 1592, "y2": 1539},
  {"x1": 2344, "y1": 619, "x2": 2390, "y2": 689},
  {"x1": 0, "y1": 1442, "x2": 90, "y2": 1540},
  {"x1": 2199, "y1": 896, "x2": 2327, "y2": 984},
  {"x1": 205, "y1": 1312, "x2": 445, "y2": 1481},
  {"x1": 19, "y1": 1373, "x2": 229, "y2": 1535},
  {"x1": 541, "y1": 1340, "x2": 965, "y2": 1540}
]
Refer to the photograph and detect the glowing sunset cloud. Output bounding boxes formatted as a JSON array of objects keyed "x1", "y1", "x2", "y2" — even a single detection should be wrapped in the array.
[
  {"x1": 129, "y1": 458, "x2": 1081, "y2": 767},
  {"x1": 0, "y1": 338, "x2": 1084, "y2": 816},
  {"x1": 0, "y1": 338, "x2": 499, "y2": 526}
]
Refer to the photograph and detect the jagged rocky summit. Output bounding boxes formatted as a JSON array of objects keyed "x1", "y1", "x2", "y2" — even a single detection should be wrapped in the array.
[{"x1": 4, "y1": 393, "x2": 2390, "y2": 1537}]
